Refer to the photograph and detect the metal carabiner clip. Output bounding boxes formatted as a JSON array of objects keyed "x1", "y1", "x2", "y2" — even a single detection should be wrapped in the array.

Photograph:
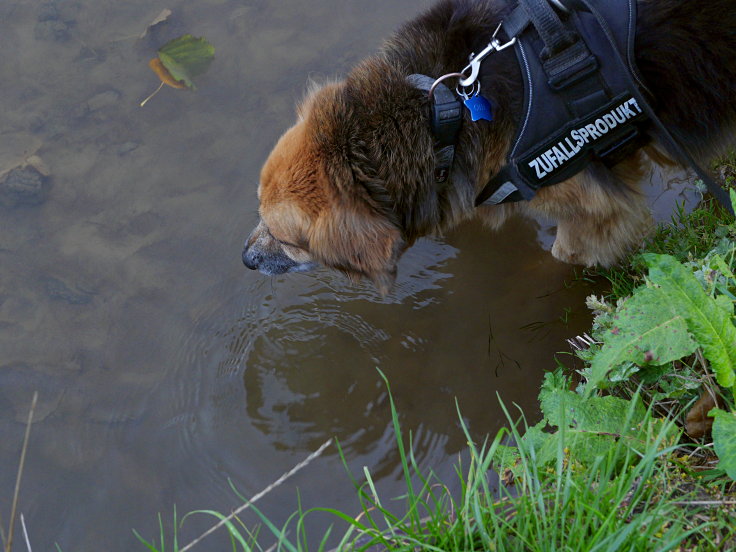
[{"x1": 459, "y1": 23, "x2": 517, "y2": 88}]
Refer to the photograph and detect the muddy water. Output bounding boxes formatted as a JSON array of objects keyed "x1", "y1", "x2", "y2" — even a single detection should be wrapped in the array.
[{"x1": 0, "y1": 1, "x2": 697, "y2": 550}]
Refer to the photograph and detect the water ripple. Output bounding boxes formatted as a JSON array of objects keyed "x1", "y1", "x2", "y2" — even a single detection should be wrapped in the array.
[{"x1": 157, "y1": 236, "x2": 459, "y2": 498}]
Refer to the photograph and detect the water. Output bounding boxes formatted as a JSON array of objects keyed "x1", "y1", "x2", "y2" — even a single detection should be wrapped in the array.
[{"x1": 0, "y1": 1, "x2": 698, "y2": 550}]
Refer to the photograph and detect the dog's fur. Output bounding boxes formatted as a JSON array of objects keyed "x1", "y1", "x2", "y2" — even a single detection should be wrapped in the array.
[{"x1": 243, "y1": 0, "x2": 736, "y2": 293}]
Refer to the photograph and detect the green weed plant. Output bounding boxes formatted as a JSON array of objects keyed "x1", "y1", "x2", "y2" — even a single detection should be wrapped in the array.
[{"x1": 576, "y1": 191, "x2": 736, "y2": 481}]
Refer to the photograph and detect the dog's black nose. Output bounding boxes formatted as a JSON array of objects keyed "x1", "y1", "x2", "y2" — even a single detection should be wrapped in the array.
[{"x1": 242, "y1": 247, "x2": 261, "y2": 270}]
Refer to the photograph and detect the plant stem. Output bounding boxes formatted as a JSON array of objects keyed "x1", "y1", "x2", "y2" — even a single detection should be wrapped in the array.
[
  {"x1": 140, "y1": 82, "x2": 164, "y2": 107},
  {"x1": 6, "y1": 392, "x2": 37, "y2": 552}
]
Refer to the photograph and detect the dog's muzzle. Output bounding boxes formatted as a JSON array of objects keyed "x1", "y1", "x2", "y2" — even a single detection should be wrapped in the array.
[
  {"x1": 241, "y1": 245, "x2": 263, "y2": 271},
  {"x1": 241, "y1": 242, "x2": 292, "y2": 274},
  {"x1": 242, "y1": 241, "x2": 317, "y2": 275}
]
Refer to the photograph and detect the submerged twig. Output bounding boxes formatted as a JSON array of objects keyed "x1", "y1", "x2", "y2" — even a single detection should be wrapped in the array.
[
  {"x1": 6, "y1": 392, "x2": 37, "y2": 552},
  {"x1": 179, "y1": 438, "x2": 333, "y2": 552}
]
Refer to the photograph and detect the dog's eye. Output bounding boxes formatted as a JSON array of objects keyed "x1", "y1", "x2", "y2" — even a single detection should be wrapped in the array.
[
  {"x1": 283, "y1": 237, "x2": 310, "y2": 251},
  {"x1": 267, "y1": 227, "x2": 305, "y2": 250},
  {"x1": 277, "y1": 238, "x2": 301, "y2": 248}
]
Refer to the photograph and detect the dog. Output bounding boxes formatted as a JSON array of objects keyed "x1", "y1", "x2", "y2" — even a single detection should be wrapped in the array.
[{"x1": 243, "y1": 0, "x2": 736, "y2": 294}]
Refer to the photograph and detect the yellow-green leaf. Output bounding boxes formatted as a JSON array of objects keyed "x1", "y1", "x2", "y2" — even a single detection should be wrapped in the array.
[
  {"x1": 148, "y1": 58, "x2": 187, "y2": 89},
  {"x1": 157, "y1": 34, "x2": 214, "y2": 90}
]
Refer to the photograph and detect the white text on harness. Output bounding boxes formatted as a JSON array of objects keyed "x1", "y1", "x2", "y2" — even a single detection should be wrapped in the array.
[{"x1": 527, "y1": 98, "x2": 643, "y2": 181}]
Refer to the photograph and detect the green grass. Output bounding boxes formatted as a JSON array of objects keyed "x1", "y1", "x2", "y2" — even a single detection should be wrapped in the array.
[{"x1": 133, "y1": 383, "x2": 734, "y2": 551}]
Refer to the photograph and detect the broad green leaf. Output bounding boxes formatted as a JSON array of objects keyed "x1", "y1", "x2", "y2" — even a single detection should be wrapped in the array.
[
  {"x1": 493, "y1": 421, "x2": 544, "y2": 472},
  {"x1": 493, "y1": 444, "x2": 520, "y2": 471},
  {"x1": 157, "y1": 34, "x2": 215, "y2": 90},
  {"x1": 711, "y1": 253, "x2": 736, "y2": 286},
  {"x1": 540, "y1": 373, "x2": 648, "y2": 436},
  {"x1": 536, "y1": 431, "x2": 614, "y2": 466},
  {"x1": 584, "y1": 286, "x2": 697, "y2": 392},
  {"x1": 541, "y1": 385, "x2": 644, "y2": 435},
  {"x1": 644, "y1": 253, "x2": 736, "y2": 388},
  {"x1": 497, "y1": 373, "x2": 670, "y2": 474},
  {"x1": 520, "y1": 420, "x2": 548, "y2": 453},
  {"x1": 710, "y1": 408, "x2": 736, "y2": 480},
  {"x1": 493, "y1": 422, "x2": 613, "y2": 474},
  {"x1": 716, "y1": 294, "x2": 734, "y2": 315}
]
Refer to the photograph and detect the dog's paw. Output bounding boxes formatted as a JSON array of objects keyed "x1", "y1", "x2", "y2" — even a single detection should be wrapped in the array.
[
  {"x1": 550, "y1": 237, "x2": 601, "y2": 267},
  {"x1": 551, "y1": 239, "x2": 580, "y2": 265},
  {"x1": 551, "y1": 209, "x2": 653, "y2": 268}
]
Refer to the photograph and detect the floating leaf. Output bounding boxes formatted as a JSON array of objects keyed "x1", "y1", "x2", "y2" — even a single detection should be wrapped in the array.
[
  {"x1": 141, "y1": 34, "x2": 214, "y2": 106},
  {"x1": 148, "y1": 58, "x2": 187, "y2": 90},
  {"x1": 157, "y1": 34, "x2": 214, "y2": 90}
]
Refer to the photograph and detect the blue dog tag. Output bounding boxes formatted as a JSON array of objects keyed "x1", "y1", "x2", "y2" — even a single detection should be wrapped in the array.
[{"x1": 464, "y1": 95, "x2": 494, "y2": 122}]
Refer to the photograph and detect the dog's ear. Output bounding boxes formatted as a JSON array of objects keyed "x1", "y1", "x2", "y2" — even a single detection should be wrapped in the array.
[
  {"x1": 310, "y1": 197, "x2": 405, "y2": 295},
  {"x1": 301, "y1": 82, "x2": 407, "y2": 294}
]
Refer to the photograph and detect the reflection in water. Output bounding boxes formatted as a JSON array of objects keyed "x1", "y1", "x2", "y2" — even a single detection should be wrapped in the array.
[
  {"x1": 206, "y1": 219, "x2": 597, "y2": 486},
  {"x1": 0, "y1": 0, "x2": 701, "y2": 550},
  {"x1": 214, "y1": 238, "x2": 462, "y2": 481}
]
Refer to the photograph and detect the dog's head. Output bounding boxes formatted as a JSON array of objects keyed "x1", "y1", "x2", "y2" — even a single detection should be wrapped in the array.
[{"x1": 243, "y1": 78, "x2": 429, "y2": 294}]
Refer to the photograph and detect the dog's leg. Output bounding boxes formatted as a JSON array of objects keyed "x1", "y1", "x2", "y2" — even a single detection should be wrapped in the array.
[
  {"x1": 527, "y1": 155, "x2": 654, "y2": 267},
  {"x1": 550, "y1": 194, "x2": 653, "y2": 267},
  {"x1": 475, "y1": 201, "x2": 518, "y2": 231}
]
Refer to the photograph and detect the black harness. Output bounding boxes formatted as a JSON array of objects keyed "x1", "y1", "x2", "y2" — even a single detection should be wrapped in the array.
[{"x1": 411, "y1": 0, "x2": 734, "y2": 213}]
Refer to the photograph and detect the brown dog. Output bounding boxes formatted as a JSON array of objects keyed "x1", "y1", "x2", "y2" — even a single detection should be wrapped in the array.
[{"x1": 243, "y1": 0, "x2": 736, "y2": 293}]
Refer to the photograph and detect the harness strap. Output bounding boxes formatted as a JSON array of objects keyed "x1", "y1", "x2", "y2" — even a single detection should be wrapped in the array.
[
  {"x1": 407, "y1": 74, "x2": 463, "y2": 184},
  {"x1": 476, "y1": 0, "x2": 734, "y2": 216},
  {"x1": 518, "y1": 0, "x2": 576, "y2": 57},
  {"x1": 572, "y1": 0, "x2": 734, "y2": 214}
]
